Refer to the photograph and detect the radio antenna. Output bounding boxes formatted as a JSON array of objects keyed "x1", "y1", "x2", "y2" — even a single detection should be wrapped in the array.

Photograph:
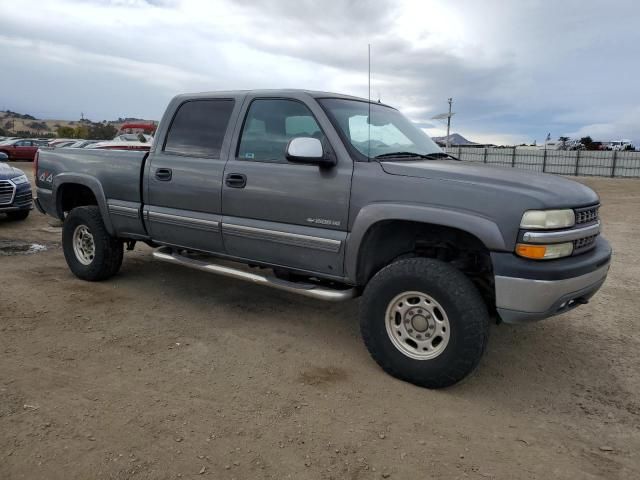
[{"x1": 368, "y1": 43, "x2": 371, "y2": 159}]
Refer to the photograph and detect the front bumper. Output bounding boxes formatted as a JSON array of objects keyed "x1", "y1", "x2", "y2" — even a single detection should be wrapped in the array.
[
  {"x1": 492, "y1": 237, "x2": 612, "y2": 323},
  {"x1": 0, "y1": 184, "x2": 33, "y2": 213}
]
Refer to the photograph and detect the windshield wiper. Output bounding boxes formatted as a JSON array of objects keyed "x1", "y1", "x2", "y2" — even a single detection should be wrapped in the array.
[
  {"x1": 420, "y1": 152, "x2": 460, "y2": 161},
  {"x1": 374, "y1": 151, "x2": 459, "y2": 161},
  {"x1": 374, "y1": 152, "x2": 431, "y2": 160}
]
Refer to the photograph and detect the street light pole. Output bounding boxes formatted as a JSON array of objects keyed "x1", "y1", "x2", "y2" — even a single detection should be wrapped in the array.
[{"x1": 446, "y1": 97, "x2": 453, "y2": 149}]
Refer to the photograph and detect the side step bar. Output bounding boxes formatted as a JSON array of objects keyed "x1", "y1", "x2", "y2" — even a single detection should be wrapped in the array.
[{"x1": 152, "y1": 247, "x2": 357, "y2": 302}]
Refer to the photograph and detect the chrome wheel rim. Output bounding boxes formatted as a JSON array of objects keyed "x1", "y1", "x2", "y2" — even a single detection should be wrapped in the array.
[
  {"x1": 385, "y1": 291, "x2": 451, "y2": 360},
  {"x1": 72, "y1": 224, "x2": 95, "y2": 265}
]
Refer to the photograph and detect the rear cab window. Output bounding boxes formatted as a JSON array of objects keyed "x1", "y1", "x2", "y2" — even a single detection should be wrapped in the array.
[{"x1": 163, "y1": 99, "x2": 235, "y2": 158}]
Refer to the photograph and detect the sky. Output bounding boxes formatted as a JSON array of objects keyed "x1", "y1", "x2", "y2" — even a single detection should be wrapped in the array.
[{"x1": 0, "y1": 0, "x2": 638, "y2": 145}]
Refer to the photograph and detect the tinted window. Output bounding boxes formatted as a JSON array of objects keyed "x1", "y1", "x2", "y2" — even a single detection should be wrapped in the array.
[
  {"x1": 238, "y1": 99, "x2": 323, "y2": 163},
  {"x1": 164, "y1": 99, "x2": 234, "y2": 158}
]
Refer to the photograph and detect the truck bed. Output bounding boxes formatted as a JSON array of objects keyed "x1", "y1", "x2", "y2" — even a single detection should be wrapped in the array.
[{"x1": 35, "y1": 147, "x2": 149, "y2": 239}]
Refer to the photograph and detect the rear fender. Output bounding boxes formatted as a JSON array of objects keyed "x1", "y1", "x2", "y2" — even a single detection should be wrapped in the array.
[{"x1": 52, "y1": 173, "x2": 114, "y2": 235}]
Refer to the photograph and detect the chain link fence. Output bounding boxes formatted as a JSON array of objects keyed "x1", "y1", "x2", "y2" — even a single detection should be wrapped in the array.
[{"x1": 445, "y1": 147, "x2": 640, "y2": 178}]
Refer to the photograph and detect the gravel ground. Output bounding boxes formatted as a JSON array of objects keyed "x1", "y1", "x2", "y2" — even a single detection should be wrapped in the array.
[{"x1": 1, "y1": 164, "x2": 639, "y2": 479}]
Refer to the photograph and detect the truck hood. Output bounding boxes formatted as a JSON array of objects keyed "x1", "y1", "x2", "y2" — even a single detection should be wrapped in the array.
[
  {"x1": 380, "y1": 160, "x2": 599, "y2": 208},
  {"x1": 0, "y1": 162, "x2": 25, "y2": 180}
]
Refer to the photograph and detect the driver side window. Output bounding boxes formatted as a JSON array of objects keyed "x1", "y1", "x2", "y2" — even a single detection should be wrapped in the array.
[{"x1": 237, "y1": 99, "x2": 324, "y2": 163}]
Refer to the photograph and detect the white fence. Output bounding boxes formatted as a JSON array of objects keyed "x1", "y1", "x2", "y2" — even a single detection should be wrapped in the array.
[{"x1": 445, "y1": 147, "x2": 640, "y2": 178}]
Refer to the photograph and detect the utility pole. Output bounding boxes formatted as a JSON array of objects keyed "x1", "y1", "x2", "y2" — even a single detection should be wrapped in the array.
[
  {"x1": 432, "y1": 98, "x2": 455, "y2": 150},
  {"x1": 446, "y1": 98, "x2": 453, "y2": 149}
]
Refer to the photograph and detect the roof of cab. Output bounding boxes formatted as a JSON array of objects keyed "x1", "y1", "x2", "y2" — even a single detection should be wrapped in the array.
[{"x1": 172, "y1": 89, "x2": 384, "y2": 104}]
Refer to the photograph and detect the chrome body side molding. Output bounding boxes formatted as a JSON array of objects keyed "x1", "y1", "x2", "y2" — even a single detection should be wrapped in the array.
[{"x1": 222, "y1": 223, "x2": 342, "y2": 253}]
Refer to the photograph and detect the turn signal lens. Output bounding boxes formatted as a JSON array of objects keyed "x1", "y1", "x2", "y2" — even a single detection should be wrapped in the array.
[{"x1": 516, "y1": 242, "x2": 573, "y2": 260}]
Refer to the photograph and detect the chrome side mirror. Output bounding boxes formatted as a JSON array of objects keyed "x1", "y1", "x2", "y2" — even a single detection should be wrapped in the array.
[{"x1": 286, "y1": 137, "x2": 335, "y2": 167}]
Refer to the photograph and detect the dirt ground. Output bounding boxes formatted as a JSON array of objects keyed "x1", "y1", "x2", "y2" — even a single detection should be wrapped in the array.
[{"x1": 1, "y1": 163, "x2": 639, "y2": 480}]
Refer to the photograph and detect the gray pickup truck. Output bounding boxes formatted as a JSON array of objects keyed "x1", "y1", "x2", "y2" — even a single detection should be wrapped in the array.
[{"x1": 34, "y1": 90, "x2": 611, "y2": 388}]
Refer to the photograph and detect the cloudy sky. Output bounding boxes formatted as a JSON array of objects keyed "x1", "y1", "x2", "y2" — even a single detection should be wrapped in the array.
[{"x1": 1, "y1": 0, "x2": 638, "y2": 145}]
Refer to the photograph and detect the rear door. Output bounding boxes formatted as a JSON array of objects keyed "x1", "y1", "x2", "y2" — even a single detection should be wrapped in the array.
[
  {"x1": 144, "y1": 96, "x2": 240, "y2": 253},
  {"x1": 221, "y1": 94, "x2": 353, "y2": 277}
]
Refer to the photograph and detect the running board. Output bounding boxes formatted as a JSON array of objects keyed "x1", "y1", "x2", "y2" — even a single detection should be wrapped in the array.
[{"x1": 152, "y1": 247, "x2": 357, "y2": 302}]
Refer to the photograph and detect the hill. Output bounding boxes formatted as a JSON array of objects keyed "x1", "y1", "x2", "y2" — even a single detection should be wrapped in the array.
[
  {"x1": 0, "y1": 111, "x2": 156, "y2": 139},
  {"x1": 431, "y1": 133, "x2": 477, "y2": 146}
]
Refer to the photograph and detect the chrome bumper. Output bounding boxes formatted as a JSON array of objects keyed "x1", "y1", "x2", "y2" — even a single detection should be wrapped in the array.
[{"x1": 495, "y1": 262, "x2": 610, "y2": 323}]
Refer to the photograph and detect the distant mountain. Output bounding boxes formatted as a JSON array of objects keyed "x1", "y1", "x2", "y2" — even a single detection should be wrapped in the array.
[{"x1": 431, "y1": 133, "x2": 477, "y2": 146}]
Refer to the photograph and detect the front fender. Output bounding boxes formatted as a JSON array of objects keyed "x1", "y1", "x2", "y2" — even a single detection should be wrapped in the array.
[
  {"x1": 344, "y1": 203, "x2": 508, "y2": 283},
  {"x1": 52, "y1": 173, "x2": 114, "y2": 235}
]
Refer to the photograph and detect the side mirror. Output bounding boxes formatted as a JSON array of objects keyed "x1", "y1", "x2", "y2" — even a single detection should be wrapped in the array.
[{"x1": 286, "y1": 137, "x2": 335, "y2": 167}]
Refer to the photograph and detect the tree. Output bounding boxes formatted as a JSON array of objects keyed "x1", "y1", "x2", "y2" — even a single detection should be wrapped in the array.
[
  {"x1": 87, "y1": 122, "x2": 117, "y2": 140},
  {"x1": 73, "y1": 125, "x2": 90, "y2": 139},
  {"x1": 28, "y1": 121, "x2": 48, "y2": 135},
  {"x1": 558, "y1": 136, "x2": 570, "y2": 150},
  {"x1": 579, "y1": 136, "x2": 602, "y2": 151},
  {"x1": 56, "y1": 125, "x2": 75, "y2": 138}
]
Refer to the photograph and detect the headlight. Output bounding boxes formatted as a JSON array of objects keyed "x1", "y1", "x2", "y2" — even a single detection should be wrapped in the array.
[
  {"x1": 520, "y1": 209, "x2": 575, "y2": 229},
  {"x1": 11, "y1": 174, "x2": 29, "y2": 185},
  {"x1": 516, "y1": 242, "x2": 574, "y2": 260}
]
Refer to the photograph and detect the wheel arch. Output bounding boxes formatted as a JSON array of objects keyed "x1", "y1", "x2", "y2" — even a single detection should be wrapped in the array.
[
  {"x1": 345, "y1": 204, "x2": 507, "y2": 286},
  {"x1": 53, "y1": 174, "x2": 114, "y2": 234}
]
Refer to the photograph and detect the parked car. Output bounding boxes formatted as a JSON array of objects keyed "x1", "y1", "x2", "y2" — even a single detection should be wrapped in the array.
[
  {"x1": 116, "y1": 121, "x2": 157, "y2": 136},
  {"x1": 91, "y1": 140, "x2": 151, "y2": 151},
  {"x1": 68, "y1": 140, "x2": 100, "y2": 148},
  {"x1": 0, "y1": 154, "x2": 32, "y2": 220},
  {"x1": 52, "y1": 140, "x2": 79, "y2": 148},
  {"x1": 34, "y1": 89, "x2": 611, "y2": 388},
  {"x1": 48, "y1": 139, "x2": 76, "y2": 148},
  {"x1": 607, "y1": 139, "x2": 635, "y2": 151},
  {"x1": 112, "y1": 133, "x2": 153, "y2": 143},
  {"x1": 0, "y1": 138, "x2": 41, "y2": 161}
]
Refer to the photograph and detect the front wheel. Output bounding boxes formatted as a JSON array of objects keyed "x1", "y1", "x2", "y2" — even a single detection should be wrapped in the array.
[
  {"x1": 360, "y1": 258, "x2": 489, "y2": 388},
  {"x1": 62, "y1": 206, "x2": 123, "y2": 281}
]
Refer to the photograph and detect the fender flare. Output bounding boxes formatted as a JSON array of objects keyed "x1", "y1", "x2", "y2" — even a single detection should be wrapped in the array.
[
  {"x1": 52, "y1": 173, "x2": 114, "y2": 235},
  {"x1": 344, "y1": 203, "x2": 508, "y2": 283}
]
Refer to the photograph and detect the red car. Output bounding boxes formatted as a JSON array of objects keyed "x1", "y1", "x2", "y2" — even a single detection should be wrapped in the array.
[{"x1": 0, "y1": 139, "x2": 42, "y2": 161}]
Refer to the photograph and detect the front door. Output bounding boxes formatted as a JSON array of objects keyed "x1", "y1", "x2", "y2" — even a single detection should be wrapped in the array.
[
  {"x1": 145, "y1": 97, "x2": 239, "y2": 253},
  {"x1": 221, "y1": 96, "x2": 353, "y2": 277},
  {"x1": 13, "y1": 140, "x2": 36, "y2": 160}
]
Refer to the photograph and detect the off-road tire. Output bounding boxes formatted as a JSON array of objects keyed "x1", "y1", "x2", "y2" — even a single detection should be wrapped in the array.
[
  {"x1": 6, "y1": 210, "x2": 30, "y2": 221},
  {"x1": 62, "y1": 206, "x2": 123, "y2": 281},
  {"x1": 360, "y1": 258, "x2": 489, "y2": 388}
]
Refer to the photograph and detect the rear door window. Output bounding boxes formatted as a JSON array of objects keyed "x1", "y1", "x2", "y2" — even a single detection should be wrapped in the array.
[{"x1": 164, "y1": 99, "x2": 235, "y2": 158}]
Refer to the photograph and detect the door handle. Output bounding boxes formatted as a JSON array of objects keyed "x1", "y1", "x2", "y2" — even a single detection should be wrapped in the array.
[
  {"x1": 225, "y1": 173, "x2": 247, "y2": 188},
  {"x1": 155, "y1": 168, "x2": 172, "y2": 181}
]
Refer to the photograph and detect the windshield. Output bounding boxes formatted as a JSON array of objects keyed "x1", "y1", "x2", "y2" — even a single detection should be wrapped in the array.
[{"x1": 318, "y1": 98, "x2": 442, "y2": 160}]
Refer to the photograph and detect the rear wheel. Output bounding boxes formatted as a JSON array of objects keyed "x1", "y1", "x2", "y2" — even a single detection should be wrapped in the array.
[
  {"x1": 360, "y1": 258, "x2": 489, "y2": 388},
  {"x1": 62, "y1": 206, "x2": 123, "y2": 281},
  {"x1": 6, "y1": 210, "x2": 29, "y2": 221}
]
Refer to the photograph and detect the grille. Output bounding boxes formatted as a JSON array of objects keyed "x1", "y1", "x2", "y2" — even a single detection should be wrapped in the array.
[
  {"x1": 13, "y1": 190, "x2": 32, "y2": 207},
  {"x1": 0, "y1": 180, "x2": 16, "y2": 205},
  {"x1": 575, "y1": 205, "x2": 599, "y2": 225},
  {"x1": 574, "y1": 234, "x2": 597, "y2": 253}
]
